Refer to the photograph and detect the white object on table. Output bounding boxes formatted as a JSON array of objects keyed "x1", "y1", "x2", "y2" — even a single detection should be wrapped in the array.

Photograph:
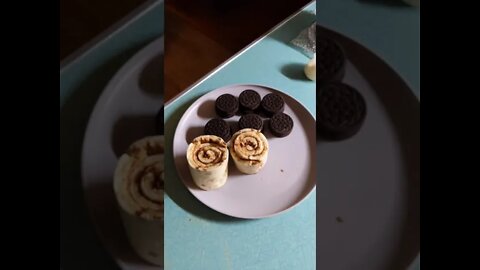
[{"x1": 304, "y1": 53, "x2": 316, "y2": 81}]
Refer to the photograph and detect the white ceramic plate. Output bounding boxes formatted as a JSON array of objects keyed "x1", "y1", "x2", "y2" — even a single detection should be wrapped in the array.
[
  {"x1": 316, "y1": 26, "x2": 420, "y2": 270},
  {"x1": 173, "y1": 84, "x2": 316, "y2": 219},
  {"x1": 82, "y1": 37, "x2": 164, "y2": 270}
]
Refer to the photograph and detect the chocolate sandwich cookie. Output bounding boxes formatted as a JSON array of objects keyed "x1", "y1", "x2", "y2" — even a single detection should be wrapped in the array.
[
  {"x1": 261, "y1": 93, "x2": 285, "y2": 117},
  {"x1": 317, "y1": 82, "x2": 366, "y2": 141},
  {"x1": 155, "y1": 106, "x2": 164, "y2": 135},
  {"x1": 238, "y1": 114, "x2": 263, "y2": 131},
  {"x1": 318, "y1": 35, "x2": 346, "y2": 84},
  {"x1": 239, "y1": 89, "x2": 261, "y2": 114},
  {"x1": 215, "y1": 94, "x2": 238, "y2": 118},
  {"x1": 229, "y1": 121, "x2": 240, "y2": 136},
  {"x1": 204, "y1": 118, "x2": 231, "y2": 142},
  {"x1": 269, "y1": 112, "x2": 294, "y2": 137}
]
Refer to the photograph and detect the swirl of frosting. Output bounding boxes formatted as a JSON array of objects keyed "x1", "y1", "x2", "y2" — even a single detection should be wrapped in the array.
[
  {"x1": 231, "y1": 129, "x2": 268, "y2": 163},
  {"x1": 114, "y1": 136, "x2": 164, "y2": 220},
  {"x1": 187, "y1": 135, "x2": 229, "y2": 190},
  {"x1": 229, "y1": 128, "x2": 269, "y2": 174},
  {"x1": 187, "y1": 135, "x2": 228, "y2": 170}
]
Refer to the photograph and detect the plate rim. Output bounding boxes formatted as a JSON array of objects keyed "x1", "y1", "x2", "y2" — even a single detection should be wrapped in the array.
[
  {"x1": 317, "y1": 23, "x2": 420, "y2": 101},
  {"x1": 80, "y1": 36, "x2": 164, "y2": 270},
  {"x1": 318, "y1": 24, "x2": 420, "y2": 270},
  {"x1": 172, "y1": 83, "x2": 316, "y2": 219}
]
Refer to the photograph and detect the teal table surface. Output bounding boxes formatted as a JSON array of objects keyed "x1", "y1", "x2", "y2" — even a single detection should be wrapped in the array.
[
  {"x1": 60, "y1": 1, "x2": 163, "y2": 269},
  {"x1": 164, "y1": 2, "x2": 316, "y2": 270},
  {"x1": 61, "y1": 0, "x2": 419, "y2": 268},
  {"x1": 318, "y1": 0, "x2": 420, "y2": 97}
]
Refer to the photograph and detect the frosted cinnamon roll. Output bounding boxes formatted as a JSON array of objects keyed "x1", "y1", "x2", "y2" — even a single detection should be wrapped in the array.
[
  {"x1": 113, "y1": 135, "x2": 164, "y2": 266},
  {"x1": 230, "y1": 128, "x2": 269, "y2": 174},
  {"x1": 186, "y1": 135, "x2": 229, "y2": 190}
]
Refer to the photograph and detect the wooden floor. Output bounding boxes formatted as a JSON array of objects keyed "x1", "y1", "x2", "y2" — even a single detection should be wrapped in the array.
[
  {"x1": 60, "y1": 0, "x2": 311, "y2": 100},
  {"x1": 164, "y1": 0, "x2": 311, "y2": 101},
  {"x1": 60, "y1": 0, "x2": 147, "y2": 60}
]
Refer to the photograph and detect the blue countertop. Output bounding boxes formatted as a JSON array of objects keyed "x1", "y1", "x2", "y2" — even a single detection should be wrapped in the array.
[
  {"x1": 164, "y1": 2, "x2": 316, "y2": 270},
  {"x1": 318, "y1": 0, "x2": 420, "y2": 97},
  {"x1": 60, "y1": 0, "x2": 419, "y2": 268}
]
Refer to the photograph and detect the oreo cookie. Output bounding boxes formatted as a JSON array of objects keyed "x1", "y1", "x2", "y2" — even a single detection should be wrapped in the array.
[
  {"x1": 317, "y1": 82, "x2": 367, "y2": 141},
  {"x1": 229, "y1": 121, "x2": 240, "y2": 136},
  {"x1": 261, "y1": 93, "x2": 285, "y2": 117},
  {"x1": 239, "y1": 89, "x2": 261, "y2": 114},
  {"x1": 238, "y1": 114, "x2": 263, "y2": 131},
  {"x1": 215, "y1": 94, "x2": 238, "y2": 118},
  {"x1": 318, "y1": 35, "x2": 346, "y2": 84},
  {"x1": 269, "y1": 112, "x2": 294, "y2": 137},
  {"x1": 204, "y1": 118, "x2": 231, "y2": 142}
]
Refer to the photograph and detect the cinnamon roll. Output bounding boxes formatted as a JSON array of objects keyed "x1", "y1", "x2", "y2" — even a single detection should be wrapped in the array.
[
  {"x1": 230, "y1": 128, "x2": 269, "y2": 174},
  {"x1": 186, "y1": 135, "x2": 229, "y2": 190},
  {"x1": 113, "y1": 135, "x2": 164, "y2": 266}
]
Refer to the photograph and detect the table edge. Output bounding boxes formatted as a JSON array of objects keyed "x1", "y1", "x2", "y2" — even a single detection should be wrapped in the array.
[
  {"x1": 60, "y1": 0, "x2": 162, "y2": 72},
  {"x1": 164, "y1": 0, "x2": 316, "y2": 107}
]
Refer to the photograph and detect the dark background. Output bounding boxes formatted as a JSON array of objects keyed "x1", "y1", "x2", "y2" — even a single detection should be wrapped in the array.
[
  {"x1": 60, "y1": 0, "x2": 147, "y2": 60},
  {"x1": 164, "y1": 0, "x2": 311, "y2": 101},
  {"x1": 60, "y1": 0, "x2": 311, "y2": 100}
]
